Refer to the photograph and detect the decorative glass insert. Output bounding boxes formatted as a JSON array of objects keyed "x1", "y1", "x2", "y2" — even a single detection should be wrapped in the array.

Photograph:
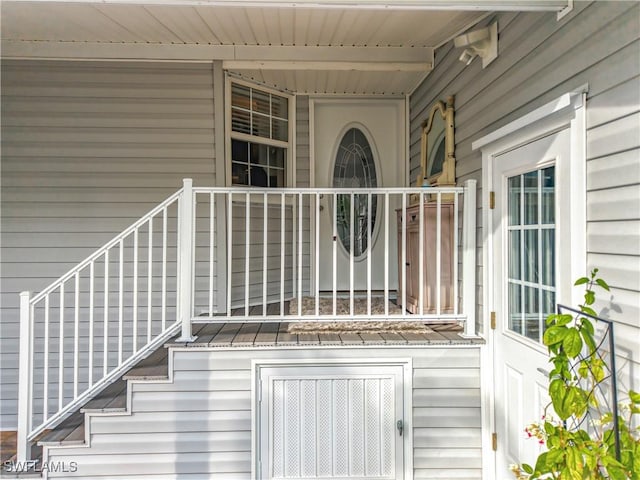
[
  {"x1": 507, "y1": 166, "x2": 556, "y2": 342},
  {"x1": 333, "y1": 128, "x2": 378, "y2": 257},
  {"x1": 230, "y1": 82, "x2": 289, "y2": 187}
]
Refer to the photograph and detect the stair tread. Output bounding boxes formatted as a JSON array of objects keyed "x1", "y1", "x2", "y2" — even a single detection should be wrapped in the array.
[
  {"x1": 123, "y1": 364, "x2": 168, "y2": 379},
  {"x1": 81, "y1": 380, "x2": 127, "y2": 411}
]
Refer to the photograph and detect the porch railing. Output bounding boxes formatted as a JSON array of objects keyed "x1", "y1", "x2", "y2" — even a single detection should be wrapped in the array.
[{"x1": 17, "y1": 178, "x2": 477, "y2": 462}]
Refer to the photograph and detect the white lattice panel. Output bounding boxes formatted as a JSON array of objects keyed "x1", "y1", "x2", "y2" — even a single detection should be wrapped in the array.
[{"x1": 262, "y1": 365, "x2": 402, "y2": 479}]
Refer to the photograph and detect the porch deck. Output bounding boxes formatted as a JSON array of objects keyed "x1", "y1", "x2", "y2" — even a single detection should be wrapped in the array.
[{"x1": 171, "y1": 319, "x2": 484, "y2": 348}]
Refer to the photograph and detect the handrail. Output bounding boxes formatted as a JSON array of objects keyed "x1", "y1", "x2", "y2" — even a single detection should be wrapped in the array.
[{"x1": 17, "y1": 185, "x2": 185, "y2": 462}]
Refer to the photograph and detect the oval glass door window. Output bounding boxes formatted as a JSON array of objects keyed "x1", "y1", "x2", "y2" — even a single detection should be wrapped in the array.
[{"x1": 333, "y1": 127, "x2": 378, "y2": 257}]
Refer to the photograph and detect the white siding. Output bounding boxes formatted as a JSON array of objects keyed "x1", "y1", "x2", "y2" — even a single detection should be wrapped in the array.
[
  {"x1": 409, "y1": 1, "x2": 640, "y2": 387},
  {"x1": 1, "y1": 63, "x2": 313, "y2": 430},
  {"x1": 43, "y1": 346, "x2": 482, "y2": 479},
  {"x1": 0, "y1": 60, "x2": 216, "y2": 430}
]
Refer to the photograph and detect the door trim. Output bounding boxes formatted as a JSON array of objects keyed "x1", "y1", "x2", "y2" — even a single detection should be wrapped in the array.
[
  {"x1": 474, "y1": 87, "x2": 587, "y2": 480},
  {"x1": 251, "y1": 358, "x2": 413, "y2": 479}
]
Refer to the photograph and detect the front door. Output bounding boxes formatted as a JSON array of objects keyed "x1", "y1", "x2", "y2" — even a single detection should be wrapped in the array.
[
  {"x1": 257, "y1": 363, "x2": 406, "y2": 480},
  {"x1": 312, "y1": 99, "x2": 404, "y2": 291},
  {"x1": 492, "y1": 129, "x2": 571, "y2": 477}
]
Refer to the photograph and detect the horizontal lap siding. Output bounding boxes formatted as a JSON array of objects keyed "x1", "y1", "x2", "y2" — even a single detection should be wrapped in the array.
[
  {"x1": 44, "y1": 347, "x2": 481, "y2": 479},
  {"x1": 409, "y1": 1, "x2": 640, "y2": 378},
  {"x1": 0, "y1": 60, "x2": 216, "y2": 430}
]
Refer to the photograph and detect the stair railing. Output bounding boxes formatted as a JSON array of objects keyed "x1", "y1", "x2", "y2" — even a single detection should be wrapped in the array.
[{"x1": 17, "y1": 180, "x2": 193, "y2": 462}]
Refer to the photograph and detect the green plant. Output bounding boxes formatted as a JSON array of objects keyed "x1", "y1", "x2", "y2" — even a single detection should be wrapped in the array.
[{"x1": 511, "y1": 269, "x2": 640, "y2": 480}]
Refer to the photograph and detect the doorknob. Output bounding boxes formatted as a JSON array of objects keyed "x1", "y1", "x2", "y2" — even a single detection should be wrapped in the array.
[{"x1": 396, "y1": 419, "x2": 403, "y2": 436}]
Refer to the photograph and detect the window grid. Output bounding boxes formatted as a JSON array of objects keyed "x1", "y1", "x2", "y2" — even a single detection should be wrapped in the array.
[
  {"x1": 507, "y1": 166, "x2": 556, "y2": 342},
  {"x1": 230, "y1": 82, "x2": 290, "y2": 188}
]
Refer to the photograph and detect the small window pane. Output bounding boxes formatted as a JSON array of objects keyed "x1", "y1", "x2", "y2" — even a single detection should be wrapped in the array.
[
  {"x1": 508, "y1": 176, "x2": 521, "y2": 226},
  {"x1": 253, "y1": 89, "x2": 270, "y2": 115},
  {"x1": 251, "y1": 143, "x2": 269, "y2": 166},
  {"x1": 524, "y1": 171, "x2": 538, "y2": 225},
  {"x1": 231, "y1": 84, "x2": 251, "y2": 108},
  {"x1": 541, "y1": 166, "x2": 555, "y2": 224},
  {"x1": 524, "y1": 286, "x2": 540, "y2": 341},
  {"x1": 508, "y1": 282, "x2": 522, "y2": 335},
  {"x1": 272, "y1": 118, "x2": 288, "y2": 142},
  {"x1": 272, "y1": 94, "x2": 288, "y2": 119},
  {"x1": 231, "y1": 107, "x2": 251, "y2": 135},
  {"x1": 524, "y1": 229, "x2": 539, "y2": 283},
  {"x1": 232, "y1": 162, "x2": 249, "y2": 186},
  {"x1": 271, "y1": 147, "x2": 285, "y2": 169},
  {"x1": 509, "y1": 231, "x2": 521, "y2": 280},
  {"x1": 252, "y1": 113, "x2": 271, "y2": 138},
  {"x1": 250, "y1": 165, "x2": 269, "y2": 187},
  {"x1": 232, "y1": 139, "x2": 249, "y2": 163},
  {"x1": 542, "y1": 228, "x2": 555, "y2": 287},
  {"x1": 542, "y1": 289, "x2": 555, "y2": 322}
]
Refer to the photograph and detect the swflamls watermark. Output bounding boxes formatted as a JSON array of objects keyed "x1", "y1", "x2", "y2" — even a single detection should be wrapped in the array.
[{"x1": 3, "y1": 459, "x2": 78, "y2": 473}]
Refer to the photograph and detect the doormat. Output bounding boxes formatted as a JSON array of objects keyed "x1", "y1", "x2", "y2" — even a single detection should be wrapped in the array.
[
  {"x1": 287, "y1": 296, "x2": 432, "y2": 334},
  {"x1": 287, "y1": 320, "x2": 433, "y2": 335},
  {"x1": 289, "y1": 296, "x2": 403, "y2": 316}
]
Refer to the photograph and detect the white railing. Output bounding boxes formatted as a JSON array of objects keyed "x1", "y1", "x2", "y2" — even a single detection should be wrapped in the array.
[
  {"x1": 186, "y1": 180, "x2": 477, "y2": 333},
  {"x1": 18, "y1": 178, "x2": 477, "y2": 462},
  {"x1": 17, "y1": 189, "x2": 185, "y2": 462}
]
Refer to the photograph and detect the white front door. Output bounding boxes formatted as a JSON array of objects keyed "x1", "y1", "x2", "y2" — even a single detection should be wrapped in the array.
[
  {"x1": 312, "y1": 99, "x2": 404, "y2": 291},
  {"x1": 257, "y1": 364, "x2": 406, "y2": 480},
  {"x1": 492, "y1": 129, "x2": 572, "y2": 477}
]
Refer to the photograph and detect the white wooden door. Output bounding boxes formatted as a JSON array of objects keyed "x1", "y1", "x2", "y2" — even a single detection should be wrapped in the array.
[
  {"x1": 492, "y1": 129, "x2": 572, "y2": 477},
  {"x1": 258, "y1": 364, "x2": 405, "y2": 480},
  {"x1": 312, "y1": 99, "x2": 404, "y2": 291}
]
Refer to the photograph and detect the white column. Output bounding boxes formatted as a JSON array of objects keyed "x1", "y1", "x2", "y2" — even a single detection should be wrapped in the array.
[
  {"x1": 17, "y1": 291, "x2": 32, "y2": 462},
  {"x1": 462, "y1": 179, "x2": 478, "y2": 337},
  {"x1": 177, "y1": 178, "x2": 196, "y2": 342}
]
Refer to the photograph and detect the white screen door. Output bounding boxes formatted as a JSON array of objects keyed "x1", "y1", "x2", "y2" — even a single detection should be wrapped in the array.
[
  {"x1": 492, "y1": 128, "x2": 572, "y2": 478},
  {"x1": 257, "y1": 364, "x2": 405, "y2": 480}
]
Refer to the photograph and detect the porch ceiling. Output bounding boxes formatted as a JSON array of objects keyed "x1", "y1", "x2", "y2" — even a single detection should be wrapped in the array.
[{"x1": 0, "y1": 0, "x2": 569, "y2": 95}]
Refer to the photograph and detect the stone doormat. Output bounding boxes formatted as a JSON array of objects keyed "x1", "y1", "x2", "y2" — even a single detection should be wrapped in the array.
[{"x1": 287, "y1": 296, "x2": 432, "y2": 334}]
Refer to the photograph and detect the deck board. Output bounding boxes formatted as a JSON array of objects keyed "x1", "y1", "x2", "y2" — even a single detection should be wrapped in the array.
[
  {"x1": 209, "y1": 322, "x2": 244, "y2": 346},
  {"x1": 254, "y1": 322, "x2": 280, "y2": 345},
  {"x1": 232, "y1": 322, "x2": 261, "y2": 346}
]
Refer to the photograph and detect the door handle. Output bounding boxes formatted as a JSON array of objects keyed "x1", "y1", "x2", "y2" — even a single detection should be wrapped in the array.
[{"x1": 396, "y1": 419, "x2": 403, "y2": 436}]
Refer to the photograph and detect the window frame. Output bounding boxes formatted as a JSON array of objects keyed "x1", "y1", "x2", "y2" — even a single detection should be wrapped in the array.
[{"x1": 225, "y1": 75, "x2": 295, "y2": 188}]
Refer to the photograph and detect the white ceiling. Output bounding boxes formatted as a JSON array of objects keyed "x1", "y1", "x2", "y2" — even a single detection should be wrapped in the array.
[{"x1": 0, "y1": 0, "x2": 569, "y2": 95}]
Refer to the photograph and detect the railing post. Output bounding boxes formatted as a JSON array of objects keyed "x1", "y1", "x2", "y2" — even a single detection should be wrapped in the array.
[
  {"x1": 17, "y1": 291, "x2": 32, "y2": 462},
  {"x1": 177, "y1": 178, "x2": 196, "y2": 342},
  {"x1": 462, "y1": 180, "x2": 478, "y2": 337}
]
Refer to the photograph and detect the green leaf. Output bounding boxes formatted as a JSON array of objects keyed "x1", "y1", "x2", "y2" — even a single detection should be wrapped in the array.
[
  {"x1": 522, "y1": 463, "x2": 534, "y2": 474},
  {"x1": 544, "y1": 325, "x2": 570, "y2": 346},
  {"x1": 629, "y1": 390, "x2": 640, "y2": 403},
  {"x1": 562, "y1": 328, "x2": 583, "y2": 357},
  {"x1": 580, "y1": 306, "x2": 598, "y2": 317},
  {"x1": 595, "y1": 278, "x2": 610, "y2": 291},
  {"x1": 574, "y1": 277, "x2": 590, "y2": 286},
  {"x1": 584, "y1": 290, "x2": 595, "y2": 305}
]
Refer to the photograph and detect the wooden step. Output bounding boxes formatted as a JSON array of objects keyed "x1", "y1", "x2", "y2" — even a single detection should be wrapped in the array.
[
  {"x1": 122, "y1": 364, "x2": 168, "y2": 380},
  {"x1": 81, "y1": 380, "x2": 127, "y2": 414},
  {"x1": 38, "y1": 413, "x2": 84, "y2": 447}
]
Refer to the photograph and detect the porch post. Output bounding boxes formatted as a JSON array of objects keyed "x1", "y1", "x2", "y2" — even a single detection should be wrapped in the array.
[
  {"x1": 461, "y1": 179, "x2": 478, "y2": 337},
  {"x1": 17, "y1": 291, "x2": 32, "y2": 462},
  {"x1": 177, "y1": 178, "x2": 196, "y2": 342}
]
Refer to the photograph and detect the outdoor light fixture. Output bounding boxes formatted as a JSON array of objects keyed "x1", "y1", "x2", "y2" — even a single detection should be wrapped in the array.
[{"x1": 454, "y1": 21, "x2": 498, "y2": 68}]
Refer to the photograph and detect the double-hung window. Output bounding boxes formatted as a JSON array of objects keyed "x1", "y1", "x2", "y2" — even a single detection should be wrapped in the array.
[{"x1": 228, "y1": 80, "x2": 291, "y2": 187}]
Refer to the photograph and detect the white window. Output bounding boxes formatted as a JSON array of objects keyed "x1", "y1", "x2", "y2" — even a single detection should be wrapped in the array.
[{"x1": 227, "y1": 79, "x2": 292, "y2": 187}]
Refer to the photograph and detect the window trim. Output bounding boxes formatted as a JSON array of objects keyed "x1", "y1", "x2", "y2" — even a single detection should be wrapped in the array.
[{"x1": 225, "y1": 75, "x2": 295, "y2": 188}]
